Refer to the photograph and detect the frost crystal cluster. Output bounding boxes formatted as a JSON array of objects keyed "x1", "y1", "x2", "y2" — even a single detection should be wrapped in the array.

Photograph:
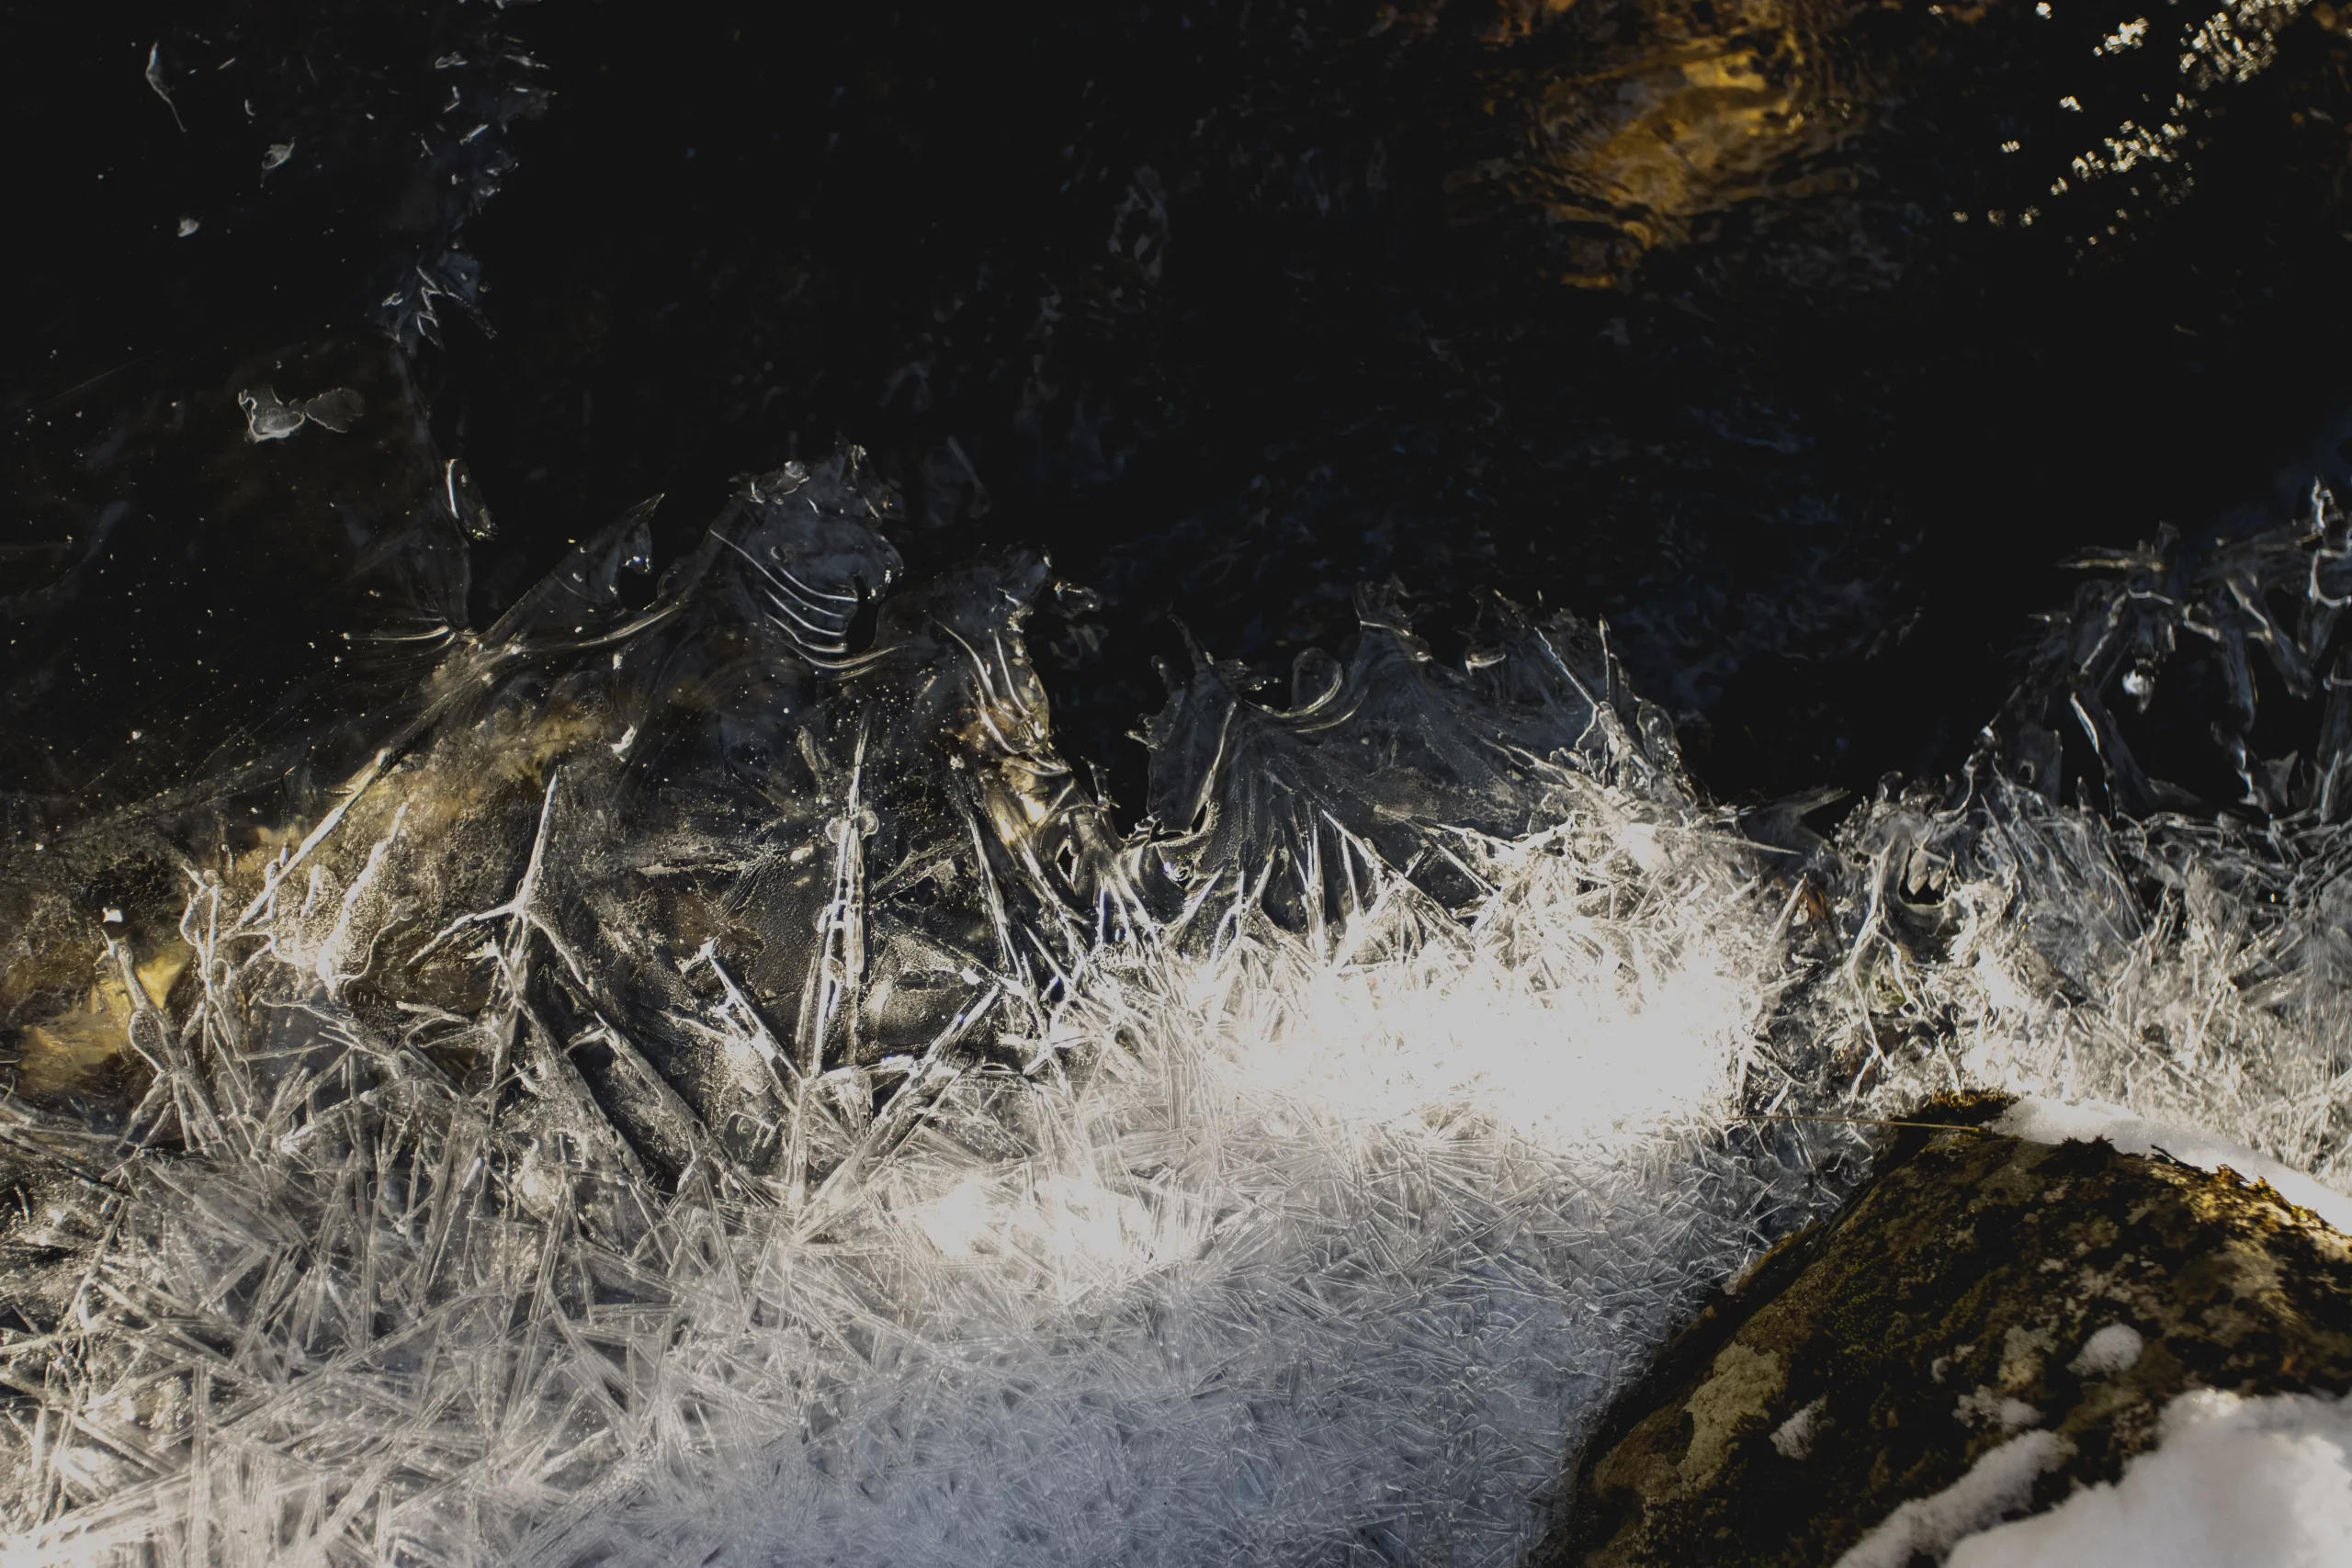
[{"x1": 2, "y1": 453, "x2": 2348, "y2": 1565}]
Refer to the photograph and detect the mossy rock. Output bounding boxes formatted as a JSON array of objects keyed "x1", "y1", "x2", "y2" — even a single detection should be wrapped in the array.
[{"x1": 1536, "y1": 1099, "x2": 2352, "y2": 1567}]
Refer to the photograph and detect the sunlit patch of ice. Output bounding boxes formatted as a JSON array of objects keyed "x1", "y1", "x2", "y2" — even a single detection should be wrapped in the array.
[{"x1": 0, "y1": 822, "x2": 1795, "y2": 1568}]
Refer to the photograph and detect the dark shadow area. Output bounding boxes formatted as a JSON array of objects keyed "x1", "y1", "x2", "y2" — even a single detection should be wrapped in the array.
[{"x1": 10, "y1": 0, "x2": 2352, "y2": 824}]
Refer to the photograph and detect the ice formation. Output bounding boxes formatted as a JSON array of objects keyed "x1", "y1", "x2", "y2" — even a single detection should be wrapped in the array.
[
  {"x1": 0, "y1": 450, "x2": 1815, "y2": 1566},
  {"x1": 1808, "y1": 481, "x2": 2352, "y2": 1184},
  {"x1": 5, "y1": 451, "x2": 2352, "y2": 1564}
]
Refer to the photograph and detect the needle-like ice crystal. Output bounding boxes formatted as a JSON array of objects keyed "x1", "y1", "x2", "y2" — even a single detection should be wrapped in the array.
[{"x1": 3, "y1": 452, "x2": 2349, "y2": 1565}]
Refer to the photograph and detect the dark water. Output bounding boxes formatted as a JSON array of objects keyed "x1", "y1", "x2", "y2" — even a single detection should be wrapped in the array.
[{"x1": 10, "y1": 0, "x2": 2352, "y2": 826}]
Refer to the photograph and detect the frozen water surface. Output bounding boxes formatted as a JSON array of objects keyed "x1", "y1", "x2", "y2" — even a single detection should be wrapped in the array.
[
  {"x1": 0, "y1": 451, "x2": 1813, "y2": 1566},
  {"x1": 6, "y1": 443, "x2": 2352, "y2": 1564}
]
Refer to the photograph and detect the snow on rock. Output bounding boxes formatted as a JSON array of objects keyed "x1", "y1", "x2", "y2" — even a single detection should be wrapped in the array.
[
  {"x1": 1770, "y1": 1396, "x2": 1826, "y2": 1461},
  {"x1": 1945, "y1": 1388, "x2": 2352, "y2": 1568},
  {"x1": 1536, "y1": 1117, "x2": 2352, "y2": 1568},
  {"x1": 1834, "y1": 1430, "x2": 2072, "y2": 1568},
  {"x1": 1995, "y1": 1096, "x2": 2352, "y2": 1235},
  {"x1": 2069, "y1": 1323, "x2": 2145, "y2": 1378}
]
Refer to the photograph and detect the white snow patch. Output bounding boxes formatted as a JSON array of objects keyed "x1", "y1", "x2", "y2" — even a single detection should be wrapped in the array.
[
  {"x1": 1992, "y1": 1097, "x2": 2352, "y2": 1234},
  {"x1": 2070, "y1": 1323, "x2": 2145, "y2": 1378},
  {"x1": 1771, "y1": 1397, "x2": 1826, "y2": 1461},
  {"x1": 1834, "y1": 1430, "x2": 2071, "y2": 1568},
  {"x1": 1956, "y1": 1387, "x2": 2044, "y2": 1433},
  {"x1": 1946, "y1": 1387, "x2": 2352, "y2": 1568}
]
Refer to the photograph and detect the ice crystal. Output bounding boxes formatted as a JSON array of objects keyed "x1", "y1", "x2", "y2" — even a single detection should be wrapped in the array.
[
  {"x1": 0, "y1": 450, "x2": 1820, "y2": 1566},
  {"x1": 4, "y1": 451, "x2": 2350, "y2": 1566}
]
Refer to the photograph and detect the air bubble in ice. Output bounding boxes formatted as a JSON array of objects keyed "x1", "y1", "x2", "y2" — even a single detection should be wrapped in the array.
[
  {"x1": 237, "y1": 385, "x2": 365, "y2": 441},
  {"x1": 235, "y1": 386, "x2": 304, "y2": 442},
  {"x1": 143, "y1": 43, "x2": 184, "y2": 132},
  {"x1": 297, "y1": 387, "x2": 363, "y2": 433},
  {"x1": 442, "y1": 457, "x2": 495, "y2": 538}
]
